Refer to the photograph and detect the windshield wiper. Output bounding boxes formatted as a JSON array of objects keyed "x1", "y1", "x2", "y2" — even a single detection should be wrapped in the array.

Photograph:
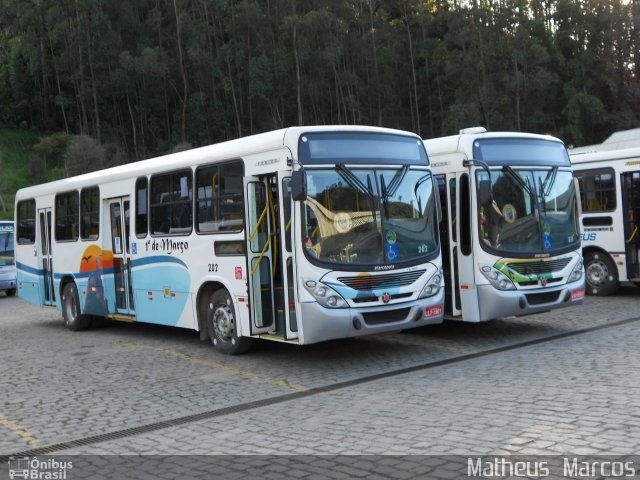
[
  {"x1": 541, "y1": 166, "x2": 558, "y2": 197},
  {"x1": 336, "y1": 164, "x2": 377, "y2": 229},
  {"x1": 502, "y1": 165, "x2": 537, "y2": 205},
  {"x1": 336, "y1": 164, "x2": 374, "y2": 199},
  {"x1": 379, "y1": 165, "x2": 410, "y2": 219},
  {"x1": 386, "y1": 165, "x2": 409, "y2": 198},
  {"x1": 537, "y1": 177, "x2": 547, "y2": 214}
]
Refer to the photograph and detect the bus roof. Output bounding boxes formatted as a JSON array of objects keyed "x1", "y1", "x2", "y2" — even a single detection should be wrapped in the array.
[
  {"x1": 15, "y1": 125, "x2": 420, "y2": 200},
  {"x1": 569, "y1": 127, "x2": 640, "y2": 155},
  {"x1": 569, "y1": 145, "x2": 640, "y2": 165},
  {"x1": 423, "y1": 127, "x2": 563, "y2": 157}
]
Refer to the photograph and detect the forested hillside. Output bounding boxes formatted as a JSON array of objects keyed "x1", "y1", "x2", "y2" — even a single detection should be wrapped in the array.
[{"x1": 0, "y1": 0, "x2": 639, "y2": 173}]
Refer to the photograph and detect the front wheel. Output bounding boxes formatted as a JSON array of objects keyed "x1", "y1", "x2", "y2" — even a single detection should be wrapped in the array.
[
  {"x1": 207, "y1": 289, "x2": 252, "y2": 355},
  {"x1": 5, "y1": 288, "x2": 16, "y2": 297},
  {"x1": 62, "y1": 283, "x2": 92, "y2": 331},
  {"x1": 584, "y1": 251, "x2": 619, "y2": 296}
]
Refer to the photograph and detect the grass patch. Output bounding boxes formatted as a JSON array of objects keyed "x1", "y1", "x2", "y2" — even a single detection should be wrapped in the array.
[{"x1": 0, "y1": 129, "x2": 38, "y2": 220}]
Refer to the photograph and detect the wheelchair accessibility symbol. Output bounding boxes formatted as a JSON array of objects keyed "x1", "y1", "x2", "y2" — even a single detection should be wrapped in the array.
[{"x1": 386, "y1": 243, "x2": 398, "y2": 261}]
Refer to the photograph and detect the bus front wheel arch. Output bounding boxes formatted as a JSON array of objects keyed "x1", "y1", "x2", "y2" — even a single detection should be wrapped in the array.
[
  {"x1": 583, "y1": 249, "x2": 619, "y2": 296},
  {"x1": 62, "y1": 282, "x2": 92, "y2": 331},
  {"x1": 205, "y1": 288, "x2": 253, "y2": 355}
]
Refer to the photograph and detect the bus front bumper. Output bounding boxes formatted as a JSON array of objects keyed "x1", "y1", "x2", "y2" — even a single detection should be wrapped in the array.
[
  {"x1": 298, "y1": 289, "x2": 445, "y2": 345},
  {"x1": 477, "y1": 279, "x2": 586, "y2": 321},
  {"x1": 0, "y1": 273, "x2": 16, "y2": 291}
]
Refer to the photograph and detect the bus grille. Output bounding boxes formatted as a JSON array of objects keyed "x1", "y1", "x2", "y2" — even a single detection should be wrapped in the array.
[
  {"x1": 338, "y1": 270, "x2": 426, "y2": 291},
  {"x1": 507, "y1": 258, "x2": 571, "y2": 276}
]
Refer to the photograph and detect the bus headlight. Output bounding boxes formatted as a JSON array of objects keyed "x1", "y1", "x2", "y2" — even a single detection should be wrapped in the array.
[
  {"x1": 480, "y1": 264, "x2": 516, "y2": 291},
  {"x1": 303, "y1": 280, "x2": 347, "y2": 308},
  {"x1": 419, "y1": 270, "x2": 443, "y2": 298},
  {"x1": 568, "y1": 259, "x2": 584, "y2": 283}
]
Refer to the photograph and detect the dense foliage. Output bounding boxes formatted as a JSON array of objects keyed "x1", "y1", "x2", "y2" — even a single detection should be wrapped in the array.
[{"x1": 1, "y1": 0, "x2": 639, "y2": 160}]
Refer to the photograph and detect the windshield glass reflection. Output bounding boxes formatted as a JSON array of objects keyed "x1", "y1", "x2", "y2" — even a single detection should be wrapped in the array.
[{"x1": 477, "y1": 168, "x2": 579, "y2": 253}]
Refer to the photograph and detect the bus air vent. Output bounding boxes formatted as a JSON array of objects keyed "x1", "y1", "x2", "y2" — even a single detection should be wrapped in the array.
[
  {"x1": 362, "y1": 308, "x2": 411, "y2": 325},
  {"x1": 338, "y1": 270, "x2": 426, "y2": 291},
  {"x1": 525, "y1": 291, "x2": 561, "y2": 305}
]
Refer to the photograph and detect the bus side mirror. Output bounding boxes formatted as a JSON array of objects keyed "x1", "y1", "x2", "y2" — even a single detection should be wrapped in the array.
[
  {"x1": 291, "y1": 170, "x2": 307, "y2": 201},
  {"x1": 478, "y1": 180, "x2": 492, "y2": 206}
]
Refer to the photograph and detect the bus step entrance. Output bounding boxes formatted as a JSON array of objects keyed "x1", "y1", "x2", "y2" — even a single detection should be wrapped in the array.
[{"x1": 273, "y1": 283, "x2": 286, "y2": 337}]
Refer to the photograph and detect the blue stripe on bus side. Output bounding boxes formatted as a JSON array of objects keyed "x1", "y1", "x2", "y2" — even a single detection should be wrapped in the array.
[
  {"x1": 131, "y1": 255, "x2": 188, "y2": 269},
  {"x1": 18, "y1": 255, "x2": 188, "y2": 280},
  {"x1": 16, "y1": 262, "x2": 44, "y2": 276}
]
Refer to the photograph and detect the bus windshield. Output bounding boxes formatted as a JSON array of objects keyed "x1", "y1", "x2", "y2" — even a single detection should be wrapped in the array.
[
  {"x1": 0, "y1": 224, "x2": 15, "y2": 266},
  {"x1": 476, "y1": 168, "x2": 579, "y2": 254},
  {"x1": 302, "y1": 166, "x2": 439, "y2": 267}
]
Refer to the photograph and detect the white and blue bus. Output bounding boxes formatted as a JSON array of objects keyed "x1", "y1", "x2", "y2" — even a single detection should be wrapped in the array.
[
  {"x1": 0, "y1": 220, "x2": 17, "y2": 296},
  {"x1": 424, "y1": 127, "x2": 585, "y2": 322},
  {"x1": 14, "y1": 126, "x2": 444, "y2": 354}
]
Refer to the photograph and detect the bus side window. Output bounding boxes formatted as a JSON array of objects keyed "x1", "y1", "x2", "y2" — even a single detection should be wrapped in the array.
[
  {"x1": 196, "y1": 161, "x2": 244, "y2": 234},
  {"x1": 136, "y1": 177, "x2": 148, "y2": 238},
  {"x1": 17, "y1": 199, "x2": 36, "y2": 244},
  {"x1": 150, "y1": 170, "x2": 192, "y2": 236},
  {"x1": 80, "y1": 186, "x2": 100, "y2": 240},
  {"x1": 575, "y1": 168, "x2": 616, "y2": 213},
  {"x1": 55, "y1": 191, "x2": 79, "y2": 242}
]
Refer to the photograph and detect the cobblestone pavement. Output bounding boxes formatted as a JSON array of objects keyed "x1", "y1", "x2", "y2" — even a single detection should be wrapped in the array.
[{"x1": 0, "y1": 286, "x2": 639, "y2": 457}]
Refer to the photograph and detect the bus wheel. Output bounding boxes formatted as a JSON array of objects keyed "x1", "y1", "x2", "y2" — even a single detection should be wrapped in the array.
[
  {"x1": 6, "y1": 288, "x2": 16, "y2": 297},
  {"x1": 207, "y1": 290, "x2": 252, "y2": 355},
  {"x1": 584, "y1": 252, "x2": 619, "y2": 296},
  {"x1": 62, "y1": 283, "x2": 92, "y2": 331}
]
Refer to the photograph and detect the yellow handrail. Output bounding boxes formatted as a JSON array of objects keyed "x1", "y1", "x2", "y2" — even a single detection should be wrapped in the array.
[
  {"x1": 250, "y1": 236, "x2": 271, "y2": 276},
  {"x1": 627, "y1": 225, "x2": 638, "y2": 244},
  {"x1": 248, "y1": 202, "x2": 269, "y2": 242}
]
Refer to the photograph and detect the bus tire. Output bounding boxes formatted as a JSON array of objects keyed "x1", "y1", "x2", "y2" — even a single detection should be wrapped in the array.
[
  {"x1": 62, "y1": 283, "x2": 92, "y2": 331},
  {"x1": 584, "y1": 251, "x2": 619, "y2": 296},
  {"x1": 5, "y1": 288, "x2": 16, "y2": 297},
  {"x1": 206, "y1": 289, "x2": 252, "y2": 355}
]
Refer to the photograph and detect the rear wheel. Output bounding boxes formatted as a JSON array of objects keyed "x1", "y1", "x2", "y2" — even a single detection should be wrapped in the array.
[
  {"x1": 62, "y1": 283, "x2": 92, "y2": 331},
  {"x1": 584, "y1": 251, "x2": 619, "y2": 296},
  {"x1": 207, "y1": 289, "x2": 252, "y2": 355},
  {"x1": 5, "y1": 288, "x2": 16, "y2": 297}
]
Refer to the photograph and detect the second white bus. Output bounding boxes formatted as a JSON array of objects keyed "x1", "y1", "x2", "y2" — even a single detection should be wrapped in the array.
[{"x1": 425, "y1": 127, "x2": 585, "y2": 322}]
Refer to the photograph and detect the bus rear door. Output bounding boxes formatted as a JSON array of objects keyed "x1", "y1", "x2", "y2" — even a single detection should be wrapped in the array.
[
  {"x1": 107, "y1": 197, "x2": 135, "y2": 317},
  {"x1": 622, "y1": 171, "x2": 640, "y2": 282},
  {"x1": 37, "y1": 208, "x2": 55, "y2": 307}
]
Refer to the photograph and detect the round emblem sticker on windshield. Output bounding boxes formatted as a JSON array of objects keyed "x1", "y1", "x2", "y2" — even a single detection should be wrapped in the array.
[
  {"x1": 334, "y1": 212, "x2": 352, "y2": 233},
  {"x1": 386, "y1": 230, "x2": 397, "y2": 245},
  {"x1": 502, "y1": 204, "x2": 517, "y2": 224}
]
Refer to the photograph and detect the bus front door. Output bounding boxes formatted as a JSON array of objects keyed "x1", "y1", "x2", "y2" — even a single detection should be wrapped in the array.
[
  {"x1": 278, "y1": 173, "x2": 298, "y2": 340},
  {"x1": 244, "y1": 178, "x2": 275, "y2": 335},
  {"x1": 37, "y1": 208, "x2": 55, "y2": 307},
  {"x1": 456, "y1": 171, "x2": 481, "y2": 322},
  {"x1": 622, "y1": 171, "x2": 640, "y2": 282},
  {"x1": 107, "y1": 197, "x2": 135, "y2": 317}
]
